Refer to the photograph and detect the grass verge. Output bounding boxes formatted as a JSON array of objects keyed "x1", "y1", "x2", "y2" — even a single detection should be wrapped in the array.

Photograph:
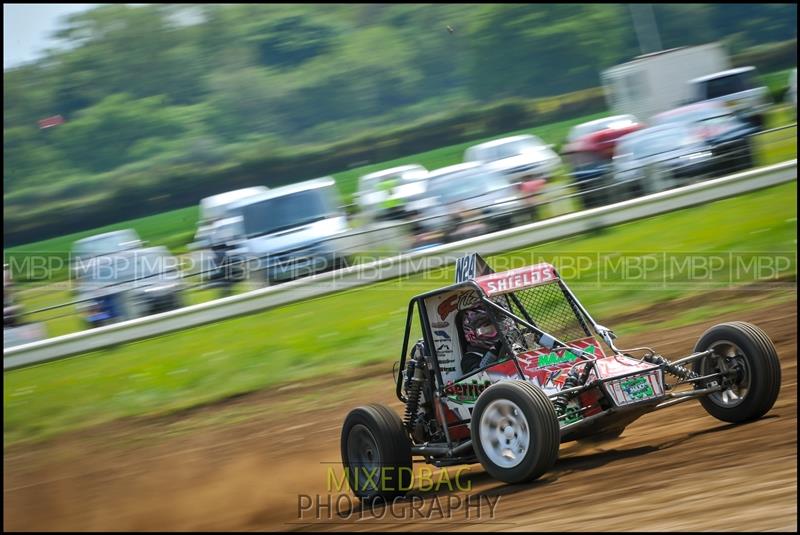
[{"x1": 3, "y1": 181, "x2": 796, "y2": 447}]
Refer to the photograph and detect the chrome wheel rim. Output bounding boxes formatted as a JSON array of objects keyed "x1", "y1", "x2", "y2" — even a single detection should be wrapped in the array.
[
  {"x1": 479, "y1": 399, "x2": 530, "y2": 468},
  {"x1": 703, "y1": 340, "x2": 751, "y2": 408}
]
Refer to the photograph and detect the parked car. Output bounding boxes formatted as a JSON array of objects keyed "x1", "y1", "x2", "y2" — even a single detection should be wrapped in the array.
[
  {"x1": 612, "y1": 124, "x2": 719, "y2": 199},
  {"x1": 407, "y1": 162, "x2": 526, "y2": 242},
  {"x1": 76, "y1": 246, "x2": 184, "y2": 328},
  {"x1": 3, "y1": 264, "x2": 22, "y2": 328},
  {"x1": 71, "y1": 229, "x2": 143, "y2": 281},
  {"x1": 3, "y1": 264, "x2": 46, "y2": 348},
  {"x1": 355, "y1": 165, "x2": 428, "y2": 223},
  {"x1": 561, "y1": 115, "x2": 644, "y2": 207},
  {"x1": 190, "y1": 186, "x2": 270, "y2": 251},
  {"x1": 464, "y1": 134, "x2": 561, "y2": 206},
  {"x1": 651, "y1": 101, "x2": 758, "y2": 174},
  {"x1": 219, "y1": 177, "x2": 351, "y2": 285},
  {"x1": 689, "y1": 66, "x2": 770, "y2": 129}
]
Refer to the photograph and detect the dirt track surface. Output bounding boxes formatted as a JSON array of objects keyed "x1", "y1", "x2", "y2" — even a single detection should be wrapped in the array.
[{"x1": 4, "y1": 292, "x2": 797, "y2": 532}]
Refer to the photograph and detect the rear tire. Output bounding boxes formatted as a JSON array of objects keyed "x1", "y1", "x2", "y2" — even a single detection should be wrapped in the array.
[
  {"x1": 341, "y1": 404, "x2": 412, "y2": 501},
  {"x1": 692, "y1": 322, "x2": 781, "y2": 423},
  {"x1": 471, "y1": 380, "x2": 559, "y2": 484}
]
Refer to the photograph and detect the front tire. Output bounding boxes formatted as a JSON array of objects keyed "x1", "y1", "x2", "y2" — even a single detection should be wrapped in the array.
[
  {"x1": 341, "y1": 404, "x2": 412, "y2": 501},
  {"x1": 470, "y1": 380, "x2": 560, "y2": 484},
  {"x1": 693, "y1": 321, "x2": 781, "y2": 423}
]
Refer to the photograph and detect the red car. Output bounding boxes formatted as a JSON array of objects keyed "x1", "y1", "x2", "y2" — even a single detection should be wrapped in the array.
[{"x1": 562, "y1": 115, "x2": 644, "y2": 207}]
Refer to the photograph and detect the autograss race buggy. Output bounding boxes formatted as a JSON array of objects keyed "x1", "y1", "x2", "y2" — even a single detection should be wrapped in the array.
[{"x1": 341, "y1": 253, "x2": 781, "y2": 499}]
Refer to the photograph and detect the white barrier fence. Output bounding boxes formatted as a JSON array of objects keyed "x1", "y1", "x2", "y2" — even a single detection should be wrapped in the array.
[{"x1": 4, "y1": 159, "x2": 796, "y2": 371}]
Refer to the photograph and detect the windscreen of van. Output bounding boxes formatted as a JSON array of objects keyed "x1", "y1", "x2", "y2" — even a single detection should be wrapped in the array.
[
  {"x1": 703, "y1": 72, "x2": 755, "y2": 99},
  {"x1": 240, "y1": 188, "x2": 337, "y2": 238},
  {"x1": 74, "y1": 230, "x2": 139, "y2": 260}
]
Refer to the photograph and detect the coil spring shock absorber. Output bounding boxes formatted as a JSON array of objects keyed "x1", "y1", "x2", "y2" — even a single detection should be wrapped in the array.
[
  {"x1": 403, "y1": 344, "x2": 426, "y2": 431},
  {"x1": 644, "y1": 354, "x2": 699, "y2": 380},
  {"x1": 553, "y1": 360, "x2": 594, "y2": 416},
  {"x1": 553, "y1": 368, "x2": 582, "y2": 415}
]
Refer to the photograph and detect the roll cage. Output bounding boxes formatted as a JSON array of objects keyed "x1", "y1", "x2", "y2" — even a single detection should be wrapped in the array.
[{"x1": 396, "y1": 263, "x2": 613, "y2": 403}]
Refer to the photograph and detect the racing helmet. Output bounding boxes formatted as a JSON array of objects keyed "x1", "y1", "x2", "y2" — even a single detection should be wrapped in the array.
[{"x1": 462, "y1": 308, "x2": 500, "y2": 350}]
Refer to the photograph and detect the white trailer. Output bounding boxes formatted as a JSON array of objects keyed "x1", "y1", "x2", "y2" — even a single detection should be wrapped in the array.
[{"x1": 602, "y1": 43, "x2": 730, "y2": 123}]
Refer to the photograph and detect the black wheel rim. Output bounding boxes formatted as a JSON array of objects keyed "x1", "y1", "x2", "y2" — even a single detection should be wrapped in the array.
[{"x1": 346, "y1": 424, "x2": 382, "y2": 494}]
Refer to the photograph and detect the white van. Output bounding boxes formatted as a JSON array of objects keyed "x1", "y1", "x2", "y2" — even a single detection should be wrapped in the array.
[
  {"x1": 219, "y1": 177, "x2": 351, "y2": 284},
  {"x1": 689, "y1": 66, "x2": 770, "y2": 129},
  {"x1": 190, "y1": 186, "x2": 269, "y2": 250}
]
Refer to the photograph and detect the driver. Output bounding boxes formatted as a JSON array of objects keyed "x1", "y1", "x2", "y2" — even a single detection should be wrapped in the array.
[{"x1": 458, "y1": 307, "x2": 510, "y2": 374}]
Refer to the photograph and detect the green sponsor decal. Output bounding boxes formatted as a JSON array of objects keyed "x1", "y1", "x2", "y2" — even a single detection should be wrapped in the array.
[
  {"x1": 445, "y1": 379, "x2": 492, "y2": 404},
  {"x1": 537, "y1": 344, "x2": 595, "y2": 367},
  {"x1": 620, "y1": 376, "x2": 655, "y2": 400}
]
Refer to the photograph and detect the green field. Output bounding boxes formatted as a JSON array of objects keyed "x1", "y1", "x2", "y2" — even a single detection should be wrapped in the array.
[
  {"x1": 4, "y1": 180, "x2": 796, "y2": 446},
  {"x1": 761, "y1": 68, "x2": 796, "y2": 98}
]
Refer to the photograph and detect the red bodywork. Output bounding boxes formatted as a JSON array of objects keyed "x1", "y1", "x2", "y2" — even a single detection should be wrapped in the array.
[
  {"x1": 562, "y1": 122, "x2": 644, "y2": 162},
  {"x1": 519, "y1": 178, "x2": 547, "y2": 198}
]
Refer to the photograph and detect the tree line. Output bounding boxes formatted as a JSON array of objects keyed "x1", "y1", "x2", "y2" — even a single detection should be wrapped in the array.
[{"x1": 4, "y1": 4, "x2": 797, "y2": 244}]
